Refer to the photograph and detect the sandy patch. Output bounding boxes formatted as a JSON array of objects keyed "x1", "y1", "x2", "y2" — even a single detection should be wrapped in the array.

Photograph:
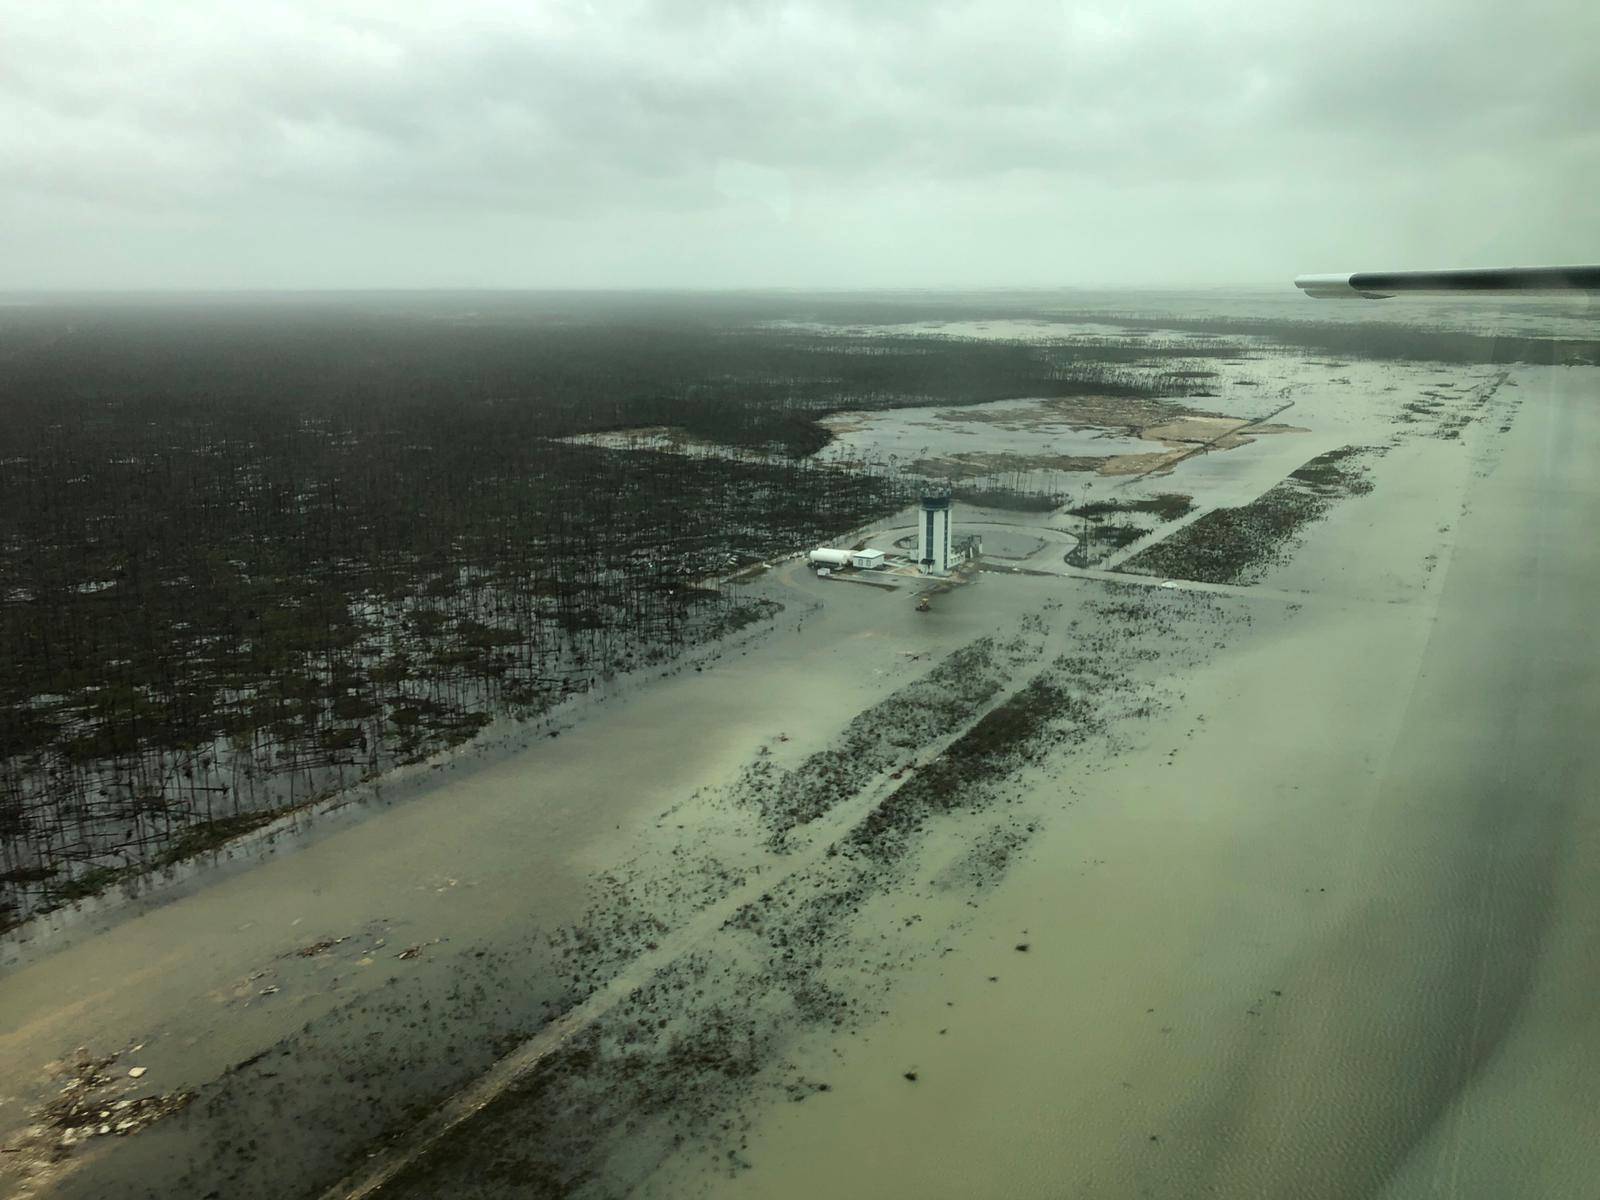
[
  {"x1": 1139, "y1": 416, "x2": 1250, "y2": 443},
  {"x1": 1096, "y1": 449, "x2": 1192, "y2": 477},
  {"x1": 906, "y1": 453, "x2": 1108, "y2": 479}
]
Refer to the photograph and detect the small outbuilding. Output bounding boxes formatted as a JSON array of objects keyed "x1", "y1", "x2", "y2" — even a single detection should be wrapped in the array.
[{"x1": 849, "y1": 549, "x2": 886, "y2": 570}]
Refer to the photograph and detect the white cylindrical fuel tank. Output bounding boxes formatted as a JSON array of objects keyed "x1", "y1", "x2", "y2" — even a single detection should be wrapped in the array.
[{"x1": 808, "y1": 548, "x2": 852, "y2": 567}]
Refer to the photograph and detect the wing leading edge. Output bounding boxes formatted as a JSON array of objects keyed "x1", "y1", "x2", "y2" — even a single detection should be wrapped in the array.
[{"x1": 1294, "y1": 265, "x2": 1600, "y2": 299}]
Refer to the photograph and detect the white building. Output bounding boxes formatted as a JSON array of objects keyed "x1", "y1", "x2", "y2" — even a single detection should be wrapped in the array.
[
  {"x1": 917, "y1": 493, "x2": 953, "y2": 574},
  {"x1": 850, "y1": 549, "x2": 886, "y2": 570}
]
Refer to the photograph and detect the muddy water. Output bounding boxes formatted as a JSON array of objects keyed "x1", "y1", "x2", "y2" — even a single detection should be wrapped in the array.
[
  {"x1": 818, "y1": 399, "x2": 1156, "y2": 462},
  {"x1": 0, "y1": 517, "x2": 1065, "y2": 1198},
  {"x1": 8, "y1": 354, "x2": 1598, "y2": 1198},
  {"x1": 636, "y1": 364, "x2": 1600, "y2": 1198}
]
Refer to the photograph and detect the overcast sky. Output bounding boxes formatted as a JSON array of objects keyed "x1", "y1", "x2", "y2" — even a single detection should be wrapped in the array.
[{"x1": 3, "y1": 0, "x2": 1597, "y2": 290}]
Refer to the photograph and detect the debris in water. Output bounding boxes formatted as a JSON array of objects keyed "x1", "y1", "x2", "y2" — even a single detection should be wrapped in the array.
[
  {"x1": 292, "y1": 936, "x2": 348, "y2": 958},
  {"x1": 13, "y1": 1050, "x2": 196, "y2": 1167}
]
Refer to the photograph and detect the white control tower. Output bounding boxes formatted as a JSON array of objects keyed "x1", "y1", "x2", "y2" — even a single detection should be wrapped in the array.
[{"x1": 917, "y1": 492, "x2": 952, "y2": 574}]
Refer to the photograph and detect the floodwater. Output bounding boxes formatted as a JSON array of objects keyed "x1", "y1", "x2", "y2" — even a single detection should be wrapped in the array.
[
  {"x1": 767, "y1": 290, "x2": 1600, "y2": 339},
  {"x1": 818, "y1": 399, "x2": 1156, "y2": 463},
  {"x1": 3, "y1": 303, "x2": 1598, "y2": 1199},
  {"x1": 0, "y1": 519, "x2": 1072, "y2": 1197},
  {"x1": 639, "y1": 365, "x2": 1600, "y2": 1200}
]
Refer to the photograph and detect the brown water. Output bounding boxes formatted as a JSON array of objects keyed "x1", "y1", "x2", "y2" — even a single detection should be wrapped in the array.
[
  {"x1": 637, "y1": 364, "x2": 1600, "y2": 1199},
  {"x1": 6, "y1": 357, "x2": 1598, "y2": 1199}
]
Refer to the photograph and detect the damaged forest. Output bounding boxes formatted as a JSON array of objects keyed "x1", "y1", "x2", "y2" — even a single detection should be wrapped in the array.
[{"x1": 0, "y1": 293, "x2": 1220, "y2": 926}]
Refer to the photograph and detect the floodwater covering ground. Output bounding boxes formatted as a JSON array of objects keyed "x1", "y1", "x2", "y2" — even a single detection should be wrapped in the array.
[{"x1": 3, "y1": 292, "x2": 1599, "y2": 1200}]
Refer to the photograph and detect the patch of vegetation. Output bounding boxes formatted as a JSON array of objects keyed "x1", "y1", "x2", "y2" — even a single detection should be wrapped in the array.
[
  {"x1": 48, "y1": 865, "x2": 131, "y2": 904},
  {"x1": 1093, "y1": 523, "x2": 1146, "y2": 548},
  {"x1": 704, "y1": 598, "x2": 781, "y2": 637},
  {"x1": 849, "y1": 672, "x2": 1086, "y2": 861},
  {"x1": 1118, "y1": 447, "x2": 1376, "y2": 584},
  {"x1": 154, "y1": 811, "x2": 283, "y2": 869},
  {"x1": 1068, "y1": 492, "x2": 1194, "y2": 522},
  {"x1": 754, "y1": 637, "x2": 1016, "y2": 842},
  {"x1": 1288, "y1": 445, "x2": 1375, "y2": 494},
  {"x1": 950, "y1": 484, "x2": 1064, "y2": 512}
]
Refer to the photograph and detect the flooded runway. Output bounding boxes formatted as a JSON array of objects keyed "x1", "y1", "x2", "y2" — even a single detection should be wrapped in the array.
[
  {"x1": 639, "y1": 365, "x2": 1600, "y2": 1200},
  {"x1": 4, "y1": 355, "x2": 1597, "y2": 1198}
]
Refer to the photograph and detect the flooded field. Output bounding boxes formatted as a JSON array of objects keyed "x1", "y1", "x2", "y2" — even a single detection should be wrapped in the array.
[
  {"x1": 820, "y1": 397, "x2": 1157, "y2": 464},
  {"x1": 4, "y1": 296, "x2": 1598, "y2": 1200}
]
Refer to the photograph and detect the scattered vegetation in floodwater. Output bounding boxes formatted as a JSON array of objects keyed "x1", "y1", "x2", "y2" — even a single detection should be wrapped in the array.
[
  {"x1": 38, "y1": 586, "x2": 1253, "y2": 1200},
  {"x1": 849, "y1": 668, "x2": 1092, "y2": 862},
  {"x1": 748, "y1": 632, "x2": 1043, "y2": 845},
  {"x1": 358, "y1": 591, "x2": 1248, "y2": 1200},
  {"x1": 1117, "y1": 448, "x2": 1378, "y2": 585},
  {"x1": 1068, "y1": 493, "x2": 1195, "y2": 523},
  {"x1": 949, "y1": 484, "x2": 1066, "y2": 512},
  {"x1": 1063, "y1": 493, "x2": 1195, "y2": 565}
]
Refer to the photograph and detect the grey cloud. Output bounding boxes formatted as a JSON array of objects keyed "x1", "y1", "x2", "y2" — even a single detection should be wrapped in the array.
[{"x1": 2, "y1": 0, "x2": 1597, "y2": 287}]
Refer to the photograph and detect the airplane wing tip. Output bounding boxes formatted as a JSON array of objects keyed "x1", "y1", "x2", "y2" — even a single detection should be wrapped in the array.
[{"x1": 1295, "y1": 265, "x2": 1600, "y2": 299}]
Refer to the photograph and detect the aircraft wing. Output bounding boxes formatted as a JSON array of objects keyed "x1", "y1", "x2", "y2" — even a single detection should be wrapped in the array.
[{"x1": 1294, "y1": 265, "x2": 1600, "y2": 299}]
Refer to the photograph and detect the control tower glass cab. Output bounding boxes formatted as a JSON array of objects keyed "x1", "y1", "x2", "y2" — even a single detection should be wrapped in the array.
[{"x1": 918, "y1": 492, "x2": 952, "y2": 574}]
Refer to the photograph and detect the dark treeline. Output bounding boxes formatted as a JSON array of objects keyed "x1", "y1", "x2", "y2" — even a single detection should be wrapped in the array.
[{"x1": 0, "y1": 300, "x2": 1215, "y2": 455}]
